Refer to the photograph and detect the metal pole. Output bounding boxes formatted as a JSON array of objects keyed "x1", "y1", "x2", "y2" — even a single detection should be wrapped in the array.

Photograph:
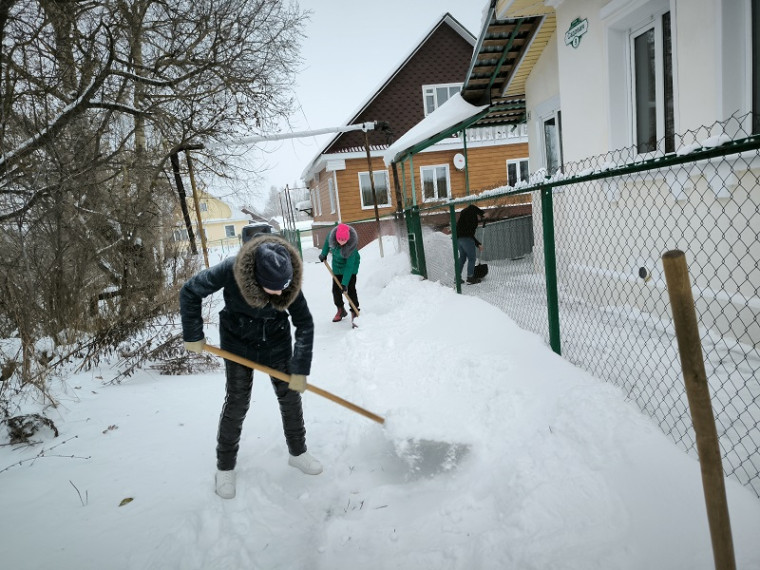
[
  {"x1": 541, "y1": 186, "x2": 561, "y2": 354},
  {"x1": 450, "y1": 204, "x2": 462, "y2": 294},
  {"x1": 463, "y1": 128, "x2": 471, "y2": 196}
]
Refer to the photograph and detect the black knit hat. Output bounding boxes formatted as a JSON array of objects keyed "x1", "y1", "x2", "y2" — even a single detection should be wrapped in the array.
[{"x1": 254, "y1": 242, "x2": 293, "y2": 290}]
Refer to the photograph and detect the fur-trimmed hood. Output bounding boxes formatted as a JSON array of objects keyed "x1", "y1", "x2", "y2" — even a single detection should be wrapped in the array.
[
  {"x1": 233, "y1": 235, "x2": 303, "y2": 310},
  {"x1": 329, "y1": 224, "x2": 359, "y2": 259}
]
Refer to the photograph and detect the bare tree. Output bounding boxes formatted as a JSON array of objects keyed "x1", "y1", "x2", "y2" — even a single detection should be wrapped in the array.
[{"x1": 0, "y1": 0, "x2": 306, "y2": 401}]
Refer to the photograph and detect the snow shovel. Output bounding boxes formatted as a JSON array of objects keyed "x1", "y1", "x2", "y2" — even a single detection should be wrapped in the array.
[
  {"x1": 203, "y1": 343, "x2": 384, "y2": 424},
  {"x1": 322, "y1": 260, "x2": 360, "y2": 327}
]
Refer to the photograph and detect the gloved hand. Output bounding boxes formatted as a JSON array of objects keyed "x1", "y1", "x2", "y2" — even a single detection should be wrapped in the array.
[
  {"x1": 289, "y1": 374, "x2": 307, "y2": 393},
  {"x1": 318, "y1": 254, "x2": 326, "y2": 262},
  {"x1": 184, "y1": 338, "x2": 206, "y2": 354},
  {"x1": 341, "y1": 285, "x2": 347, "y2": 293}
]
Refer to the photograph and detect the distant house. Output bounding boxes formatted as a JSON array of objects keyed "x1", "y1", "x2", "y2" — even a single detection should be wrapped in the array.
[
  {"x1": 301, "y1": 12, "x2": 531, "y2": 248},
  {"x1": 174, "y1": 192, "x2": 251, "y2": 248}
]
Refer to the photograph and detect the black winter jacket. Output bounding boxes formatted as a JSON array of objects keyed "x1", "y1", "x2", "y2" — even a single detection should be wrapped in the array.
[
  {"x1": 179, "y1": 236, "x2": 314, "y2": 375},
  {"x1": 456, "y1": 204, "x2": 485, "y2": 246}
]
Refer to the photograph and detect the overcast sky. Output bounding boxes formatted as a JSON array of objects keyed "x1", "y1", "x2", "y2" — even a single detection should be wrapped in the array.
[{"x1": 240, "y1": 0, "x2": 487, "y2": 207}]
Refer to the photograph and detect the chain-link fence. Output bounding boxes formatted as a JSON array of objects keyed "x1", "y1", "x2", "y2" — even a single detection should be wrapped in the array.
[{"x1": 404, "y1": 116, "x2": 760, "y2": 498}]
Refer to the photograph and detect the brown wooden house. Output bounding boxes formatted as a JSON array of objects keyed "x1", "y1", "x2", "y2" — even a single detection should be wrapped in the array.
[{"x1": 301, "y1": 13, "x2": 530, "y2": 248}]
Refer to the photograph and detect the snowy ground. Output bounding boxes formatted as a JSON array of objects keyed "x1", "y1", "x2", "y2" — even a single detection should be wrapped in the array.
[{"x1": 1, "y1": 237, "x2": 759, "y2": 570}]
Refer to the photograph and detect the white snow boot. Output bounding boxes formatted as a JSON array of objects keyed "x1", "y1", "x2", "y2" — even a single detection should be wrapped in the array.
[
  {"x1": 215, "y1": 469, "x2": 236, "y2": 499},
  {"x1": 288, "y1": 451, "x2": 323, "y2": 475}
]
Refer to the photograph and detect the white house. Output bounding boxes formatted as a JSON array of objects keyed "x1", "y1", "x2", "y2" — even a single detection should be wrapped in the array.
[{"x1": 498, "y1": 0, "x2": 758, "y2": 168}]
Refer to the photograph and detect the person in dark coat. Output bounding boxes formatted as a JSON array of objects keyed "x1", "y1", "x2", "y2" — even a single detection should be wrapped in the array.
[
  {"x1": 319, "y1": 223, "x2": 360, "y2": 323},
  {"x1": 180, "y1": 235, "x2": 321, "y2": 499},
  {"x1": 456, "y1": 204, "x2": 485, "y2": 284}
]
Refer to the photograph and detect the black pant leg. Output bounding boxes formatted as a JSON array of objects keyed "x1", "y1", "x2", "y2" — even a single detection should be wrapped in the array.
[
  {"x1": 331, "y1": 274, "x2": 345, "y2": 309},
  {"x1": 270, "y1": 377, "x2": 306, "y2": 456},
  {"x1": 346, "y1": 274, "x2": 359, "y2": 312},
  {"x1": 216, "y1": 360, "x2": 253, "y2": 470}
]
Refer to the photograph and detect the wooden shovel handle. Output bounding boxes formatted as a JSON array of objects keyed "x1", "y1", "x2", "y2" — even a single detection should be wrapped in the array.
[
  {"x1": 203, "y1": 343, "x2": 384, "y2": 424},
  {"x1": 322, "y1": 260, "x2": 360, "y2": 316}
]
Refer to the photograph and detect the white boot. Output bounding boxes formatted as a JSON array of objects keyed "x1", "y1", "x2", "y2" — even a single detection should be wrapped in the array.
[
  {"x1": 288, "y1": 451, "x2": 323, "y2": 475},
  {"x1": 215, "y1": 469, "x2": 236, "y2": 499}
]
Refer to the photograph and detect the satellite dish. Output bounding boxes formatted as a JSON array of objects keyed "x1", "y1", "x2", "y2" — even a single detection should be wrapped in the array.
[{"x1": 453, "y1": 153, "x2": 466, "y2": 170}]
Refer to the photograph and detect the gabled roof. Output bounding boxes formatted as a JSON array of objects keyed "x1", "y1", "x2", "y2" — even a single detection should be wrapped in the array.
[
  {"x1": 382, "y1": 1, "x2": 555, "y2": 165},
  {"x1": 324, "y1": 13, "x2": 475, "y2": 149},
  {"x1": 301, "y1": 12, "x2": 476, "y2": 180}
]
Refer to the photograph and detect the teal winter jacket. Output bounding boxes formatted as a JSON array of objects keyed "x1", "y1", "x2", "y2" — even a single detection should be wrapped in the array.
[{"x1": 321, "y1": 225, "x2": 360, "y2": 286}]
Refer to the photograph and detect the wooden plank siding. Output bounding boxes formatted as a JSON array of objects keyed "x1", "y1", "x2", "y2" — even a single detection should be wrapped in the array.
[{"x1": 310, "y1": 142, "x2": 531, "y2": 226}]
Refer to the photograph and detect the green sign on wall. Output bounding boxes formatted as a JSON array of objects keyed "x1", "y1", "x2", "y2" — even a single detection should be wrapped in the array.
[{"x1": 565, "y1": 17, "x2": 588, "y2": 48}]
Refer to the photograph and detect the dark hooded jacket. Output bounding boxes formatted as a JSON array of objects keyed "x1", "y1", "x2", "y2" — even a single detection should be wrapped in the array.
[
  {"x1": 320, "y1": 225, "x2": 360, "y2": 287},
  {"x1": 456, "y1": 204, "x2": 485, "y2": 247},
  {"x1": 179, "y1": 235, "x2": 313, "y2": 375}
]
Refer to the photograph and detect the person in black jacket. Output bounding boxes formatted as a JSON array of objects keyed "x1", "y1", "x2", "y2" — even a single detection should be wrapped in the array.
[
  {"x1": 456, "y1": 204, "x2": 485, "y2": 284},
  {"x1": 179, "y1": 235, "x2": 321, "y2": 499}
]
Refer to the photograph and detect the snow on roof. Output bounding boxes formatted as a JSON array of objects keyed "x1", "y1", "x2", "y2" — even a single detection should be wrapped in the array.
[{"x1": 382, "y1": 92, "x2": 488, "y2": 166}]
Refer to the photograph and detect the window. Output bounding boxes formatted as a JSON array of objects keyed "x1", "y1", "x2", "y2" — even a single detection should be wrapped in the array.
[
  {"x1": 420, "y1": 165, "x2": 450, "y2": 201},
  {"x1": 199, "y1": 202, "x2": 208, "y2": 212},
  {"x1": 630, "y1": 12, "x2": 674, "y2": 153},
  {"x1": 543, "y1": 112, "x2": 563, "y2": 175},
  {"x1": 358, "y1": 170, "x2": 391, "y2": 209},
  {"x1": 506, "y1": 159, "x2": 529, "y2": 186},
  {"x1": 328, "y1": 178, "x2": 336, "y2": 213},
  {"x1": 172, "y1": 229, "x2": 189, "y2": 242},
  {"x1": 224, "y1": 225, "x2": 235, "y2": 238},
  {"x1": 312, "y1": 187, "x2": 322, "y2": 217},
  {"x1": 422, "y1": 83, "x2": 462, "y2": 115}
]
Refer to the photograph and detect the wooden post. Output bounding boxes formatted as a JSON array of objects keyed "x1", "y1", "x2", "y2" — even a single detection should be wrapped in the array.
[
  {"x1": 185, "y1": 150, "x2": 209, "y2": 268},
  {"x1": 661, "y1": 249, "x2": 736, "y2": 570}
]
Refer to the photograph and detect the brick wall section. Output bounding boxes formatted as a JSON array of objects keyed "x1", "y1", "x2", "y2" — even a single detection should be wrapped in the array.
[{"x1": 325, "y1": 23, "x2": 475, "y2": 153}]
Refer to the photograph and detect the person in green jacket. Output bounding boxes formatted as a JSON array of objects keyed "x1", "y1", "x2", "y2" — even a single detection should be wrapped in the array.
[{"x1": 319, "y1": 223, "x2": 360, "y2": 323}]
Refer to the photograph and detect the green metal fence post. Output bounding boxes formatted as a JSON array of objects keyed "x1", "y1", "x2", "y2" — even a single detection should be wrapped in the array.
[
  {"x1": 541, "y1": 187, "x2": 562, "y2": 355},
  {"x1": 463, "y1": 129, "x2": 470, "y2": 196},
  {"x1": 401, "y1": 160, "x2": 408, "y2": 208},
  {"x1": 450, "y1": 203, "x2": 462, "y2": 293},
  {"x1": 404, "y1": 205, "x2": 427, "y2": 278},
  {"x1": 410, "y1": 155, "x2": 417, "y2": 207}
]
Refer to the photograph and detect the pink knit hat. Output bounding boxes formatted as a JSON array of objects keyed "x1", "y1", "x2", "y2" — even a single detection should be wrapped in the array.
[{"x1": 335, "y1": 224, "x2": 350, "y2": 242}]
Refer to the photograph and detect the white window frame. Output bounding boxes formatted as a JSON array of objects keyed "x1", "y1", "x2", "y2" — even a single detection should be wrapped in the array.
[
  {"x1": 311, "y1": 187, "x2": 322, "y2": 217},
  {"x1": 358, "y1": 170, "x2": 391, "y2": 210},
  {"x1": 603, "y1": 0, "x2": 677, "y2": 153},
  {"x1": 506, "y1": 159, "x2": 530, "y2": 186},
  {"x1": 328, "y1": 178, "x2": 336, "y2": 214},
  {"x1": 199, "y1": 202, "x2": 208, "y2": 212},
  {"x1": 422, "y1": 83, "x2": 462, "y2": 116},
  {"x1": 224, "y1": 224, "x2": 235, "y2": 238},
  {"x1": 534, "y1": 95, "x2": 563, "y2": 176},
  {"x1": 419, "y1": 165, "x2": 450, "y2": 202},
  {"x1": 629, "y1": 12, "x2": 674, "y2": 155},
  {"x1": 173, "y1": 229, "x2": 189, "y2": 242}
]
